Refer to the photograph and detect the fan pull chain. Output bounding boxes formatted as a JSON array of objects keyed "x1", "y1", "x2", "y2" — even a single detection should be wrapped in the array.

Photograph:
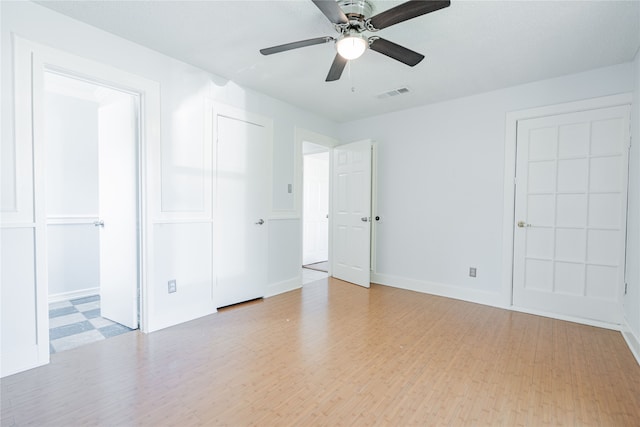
[{"x1": 347, "y1": 60, "x2": 356, "y2": 93}]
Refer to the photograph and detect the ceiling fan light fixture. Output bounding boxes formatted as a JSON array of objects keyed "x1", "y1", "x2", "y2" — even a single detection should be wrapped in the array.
[{"x1": 336, "y1": 35, "x2": 367, "y2": 60}]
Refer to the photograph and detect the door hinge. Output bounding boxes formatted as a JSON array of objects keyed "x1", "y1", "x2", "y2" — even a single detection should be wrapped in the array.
[
  {"x1": 513, "y1": 176, "x2": 518, "y2": 185},
  {"x1": 624, "y1": 282, "x2": 628, "y2": 295}
]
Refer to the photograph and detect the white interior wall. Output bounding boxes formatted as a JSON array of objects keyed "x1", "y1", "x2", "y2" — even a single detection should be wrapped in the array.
[
  {"x1": 1, "y1": 1, "x2": 338, "y2": 376},
  {"x1": 45, "y1": 92, "x2": 99, "y2": 217},
  {"x1": 624, "y1": 49, "x2": 640, "y2": 356},
  {"x1": 303, "y1": 151, "x2": 329, "y2": 265},
  {"x1": 339, "y1": 63, "x2": 636, "y2": 309},
  {"x1": 44, "y1": 91, "x2": 100, "y2": 299}
]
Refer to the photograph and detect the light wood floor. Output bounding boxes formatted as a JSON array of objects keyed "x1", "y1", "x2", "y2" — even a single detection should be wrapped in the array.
[{"x1": 2, "y1": 278, "x2": 640, "y2": 426}]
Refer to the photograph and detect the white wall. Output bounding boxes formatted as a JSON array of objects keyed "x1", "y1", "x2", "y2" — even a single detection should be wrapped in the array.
[
  {"x1": 624, "y1": 49, "x2": 640, "y2": 357},
  {"x1": 339, "y1": 63, "x2": 635, "y2": 308},
  {"x1": 1, "y1": 1, "x2": 338, "y2": 376},
  {"x1": 45, "y1": 92, "x2": 100, "y2": 298}
]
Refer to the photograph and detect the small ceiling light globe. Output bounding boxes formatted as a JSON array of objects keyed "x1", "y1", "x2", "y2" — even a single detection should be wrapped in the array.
[{"x1": 336, "y1": 35, "x2": 367, "y2": 60}]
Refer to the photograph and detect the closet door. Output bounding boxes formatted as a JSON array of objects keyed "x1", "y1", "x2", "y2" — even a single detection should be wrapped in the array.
[
  {"x1": 215, "y1": 111, "x2": 271, "y2": 308},
  {"x1": 512, "y1": 105, "x2": 630, "y2": 323}
]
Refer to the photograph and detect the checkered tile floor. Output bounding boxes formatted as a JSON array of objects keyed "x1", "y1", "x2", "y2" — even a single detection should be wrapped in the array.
[{"x1": 49, "y1": 295, "x2": 134, "y2": 354}]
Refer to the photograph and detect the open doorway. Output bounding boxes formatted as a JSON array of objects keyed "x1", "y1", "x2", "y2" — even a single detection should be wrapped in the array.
[
  {"x1": 44, "y1": 71, "x2": 140, "y2": 354},
  {"x1": 302, "y1": 141, "x2": 330, "y2": 285}
]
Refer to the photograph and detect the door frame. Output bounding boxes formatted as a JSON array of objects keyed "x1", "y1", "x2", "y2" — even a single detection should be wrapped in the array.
[
  {"x1": 301, "y1": 144, "x2": 330, "y2": 267},
  {"x1": 501, "y1": 93, "x2": 633, "y2": 313},
  {"x1": 295, "y1": 128, "x2": 338, "y2": 276},
  {"x1": 15, "y1": 37, "x2": 160, "y2": 369}
]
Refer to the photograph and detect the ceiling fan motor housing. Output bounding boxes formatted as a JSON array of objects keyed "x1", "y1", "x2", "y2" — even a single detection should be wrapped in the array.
[{"x1": 337, "y1": 0, "x2": 375, "y2": 32}]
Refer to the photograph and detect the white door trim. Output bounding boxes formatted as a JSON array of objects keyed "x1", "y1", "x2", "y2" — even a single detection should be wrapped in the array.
[
  {"x1": 15, "y1": 37, "x2": 160, "y2": 345},
  {"x1": 501, "y1": 93, "x2": 633, "y2": 309},
  {"x1": 295, "y1": 128, "x2": 338, "y2": 276}
]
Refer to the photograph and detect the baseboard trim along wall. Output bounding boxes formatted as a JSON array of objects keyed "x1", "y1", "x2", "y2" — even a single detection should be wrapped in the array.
[
  {"x1": 371, "y1": 273, "x2": 503, "y2": 309},
  {"x1": 49, "y1": 286, "x2": 100, "y2": 304},
  {"x1": 622, "y1": 325, "x2": 640, "y2": 366},
  {"x1": 266, "y1": 276, "x2": 302, "y2": 298}
]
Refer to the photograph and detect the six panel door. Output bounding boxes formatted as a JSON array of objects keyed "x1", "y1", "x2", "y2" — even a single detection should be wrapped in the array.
[{"x1": 332, "y1": 140, "x2": 372, "y2": 288}]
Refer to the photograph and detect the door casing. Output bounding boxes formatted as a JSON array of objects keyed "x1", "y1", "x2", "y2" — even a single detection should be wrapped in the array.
[
  {"x1": 295, "y1": 128, "x2": 338, "y2": 277},
  {"x1": 11, "y1": 37, "x2": 160, "y2": 374}
]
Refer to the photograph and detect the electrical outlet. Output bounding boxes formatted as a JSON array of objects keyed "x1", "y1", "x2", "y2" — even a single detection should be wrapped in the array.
[
  {"x1": 168, "y1": 280, "x2": 177, "y2": 293},
  {"x1": 469, "y1": 267, "x2": 477, "y2": 278}
]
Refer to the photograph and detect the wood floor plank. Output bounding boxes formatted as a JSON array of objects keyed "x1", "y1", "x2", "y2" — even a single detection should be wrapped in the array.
[{"x1": 2, "y1": 277, "x2": 639, "y2": 426}]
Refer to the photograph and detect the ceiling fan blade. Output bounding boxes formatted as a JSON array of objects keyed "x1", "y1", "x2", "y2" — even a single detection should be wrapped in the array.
[
  {"x1": 326, "y1": 54, "x2": 348, "y2": 82},
  {"x1": 312, "y1": 0, "x2": 348, "y2": 24},
  {"x1": 368, "y1": 0, "x2": 450, "y2": 30},
  {"x1": 369, "y1": 37, "x2": 425, "y2": 66},
  {"x1": 260, "y1": 37, "x2": 334, "y2": 55}
]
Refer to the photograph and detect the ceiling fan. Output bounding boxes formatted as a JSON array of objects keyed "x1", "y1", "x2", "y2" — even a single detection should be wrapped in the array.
[{"x1": 260, "y1": 0, "x2": 450, "y2": 82}]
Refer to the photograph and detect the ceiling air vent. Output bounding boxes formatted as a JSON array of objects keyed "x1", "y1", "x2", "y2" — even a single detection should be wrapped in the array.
[{"x1": 376, "y1": 86, "x2": 410, "y2": 99}]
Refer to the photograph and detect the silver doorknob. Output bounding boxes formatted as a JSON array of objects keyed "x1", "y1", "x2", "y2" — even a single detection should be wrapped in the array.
[
  {"x1": 361, "y1": 217, "x2": 369, "y2": 222},
  {"x1": 517, "y1": 221, "x2": 531, "y2": 228},
  {"x1": 93, "y1": 220, "x2": 105, "y2": 227},
  {"x1": 255, "y1": 219, "x2": 264, "y2": 225}
]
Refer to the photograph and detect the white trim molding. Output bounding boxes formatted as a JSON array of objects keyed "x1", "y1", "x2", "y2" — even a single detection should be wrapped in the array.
[
  {"x1": 265, "y1": 276, "x2": 303, "y2": 298},
  {"x1": 622, "y1": 327, "x2": 640, "y2": 366},
  {"x1": 4, "y1": 36, "x2": 161, "y2": 377},
  {"x1": 371, "y1": 273, "x2": 504, "y2": 309},
  {"x1": 49, "y1": 287, "x2": 100, "y2": 304}
]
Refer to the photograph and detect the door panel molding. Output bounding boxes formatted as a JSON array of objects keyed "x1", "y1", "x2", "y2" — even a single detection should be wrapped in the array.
[
  {"x1": 502, "y1": 94, "x2": 632, "y2": 315},
  {"x1": 331, "y1": 139, "x2": 373, "y2": 288}
]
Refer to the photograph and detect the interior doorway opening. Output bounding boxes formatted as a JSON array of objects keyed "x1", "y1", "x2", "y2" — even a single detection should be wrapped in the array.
[
  {"x1": 302, "y1": 141, "x2": 330, "y2": 284},
  {"x1": 44, "y1": 71, "x2": 140, "y2": 354}
]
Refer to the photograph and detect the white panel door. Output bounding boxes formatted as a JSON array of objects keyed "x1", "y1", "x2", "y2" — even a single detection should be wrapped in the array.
[
  {"x1": 98, "y1": 94, "x2": 139, "y2": 329},
  {"x1": 216, "y1": 115, "x2": 270, "y2": 307},
  {"x1": 332, "y1": 140, "x2": 372, "y2": 288},
  {"x1": 513, "y1": 105, "x2": 630, "y2": 323},
  {"x1": 303, "y1": 152, "x2": 329, "y2": 265}
]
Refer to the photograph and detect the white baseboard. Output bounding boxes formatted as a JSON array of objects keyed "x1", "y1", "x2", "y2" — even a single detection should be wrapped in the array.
[
  {"x1": 49, "y1": 286, "x2": 100, "y2": 304},
  {"x1": 371, "y1": 273, "x2": 504, "y2": 309},
  {"x1": 265, "y1": 276, "x2": 302, "y2": 298},
  {"x1": 622, "y1": 323, "x2": 640, "y2": 366}
]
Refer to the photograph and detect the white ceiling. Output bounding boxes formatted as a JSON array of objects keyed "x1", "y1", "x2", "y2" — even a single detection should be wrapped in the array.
[{"x1": 36, "y1": 0, "x2": 640, "y2": 122}]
